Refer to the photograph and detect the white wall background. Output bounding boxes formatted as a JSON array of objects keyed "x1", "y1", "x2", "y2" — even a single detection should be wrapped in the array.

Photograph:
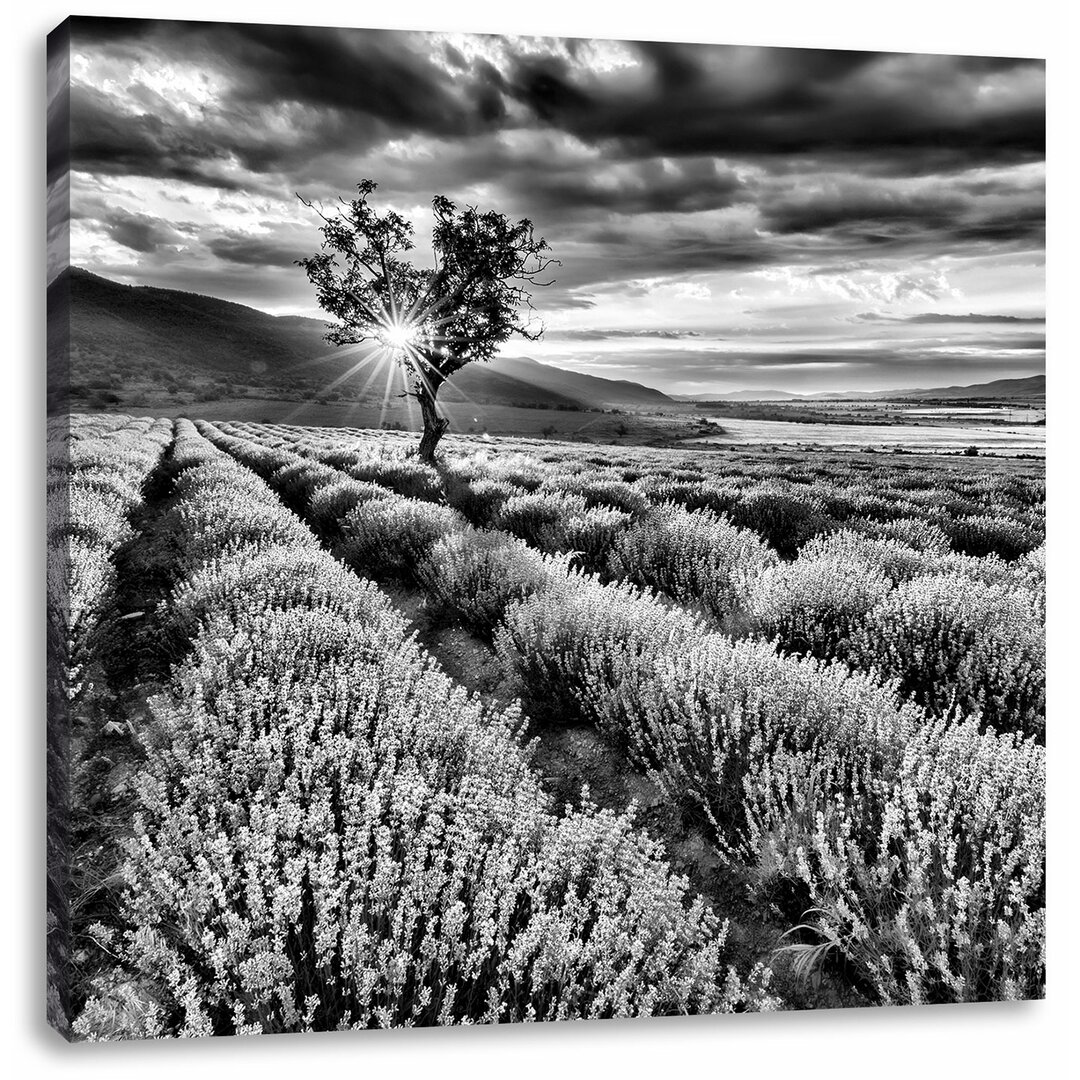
[{"x1": 5, "y1": 2, "x2": 1075, "y2": 1076}]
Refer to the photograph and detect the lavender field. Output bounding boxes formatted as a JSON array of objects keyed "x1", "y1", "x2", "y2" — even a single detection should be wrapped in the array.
[{"x1": 47, "y1": 413, "x2": 1046, "y2": 1038}]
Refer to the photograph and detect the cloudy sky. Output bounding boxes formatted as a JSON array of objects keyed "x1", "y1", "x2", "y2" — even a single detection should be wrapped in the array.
[{"x1": 51, "y1": 17, "x2": 1045, "y2": 394}]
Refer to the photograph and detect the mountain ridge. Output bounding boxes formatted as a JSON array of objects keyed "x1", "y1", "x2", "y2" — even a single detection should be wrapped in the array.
[
  {"x1": 51, "y1": 267, "x2": 674, "y2": 411},
  {"x1": 672, "y1": 374, "x2": 1045, "y2": 403}
]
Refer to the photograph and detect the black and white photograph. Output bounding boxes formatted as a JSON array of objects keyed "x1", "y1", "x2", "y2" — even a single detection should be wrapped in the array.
[{"x1": 41, "y1": 2, "x2": 1054, "y2": 1057}]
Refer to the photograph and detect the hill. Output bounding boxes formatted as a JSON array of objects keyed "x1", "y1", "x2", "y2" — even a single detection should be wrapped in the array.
[
  {"x1": 461, "y1": 355, "x2": 671, "y2": 408},
  {"x1": 877, "y1": 375, "x2": 1045, "y2": 401},
  {"x1": 55, "y1": 266, "x2": 330, "y2": 378},
  {"x1": 50, "y1": 268, "x2": 675, "y2": 413}
]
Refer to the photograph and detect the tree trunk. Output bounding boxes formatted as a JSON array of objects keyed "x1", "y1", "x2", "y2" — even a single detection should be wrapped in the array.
[{"x1": 415, "y1": 377, "x2": 450, "y2": 464}]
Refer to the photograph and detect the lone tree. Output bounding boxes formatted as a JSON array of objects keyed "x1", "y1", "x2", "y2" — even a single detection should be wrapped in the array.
[{"x1": 298, "y1": 180, "x2": 557, "y2": 462}]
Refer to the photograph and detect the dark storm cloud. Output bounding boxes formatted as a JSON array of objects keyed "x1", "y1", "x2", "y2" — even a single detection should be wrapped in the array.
[
  {"x1": 948, "y1": 207, "x2": 1046, "y2": 244},
  {"x1": 69, "y1": 85, "x2": 247, "y2": 189},
  {"x1": 69, "y1": 19, "x2": 512, "y2": 185},
  {"x1": 208, "y1": 233, "x2": 309, "y2": 267},
  {"x1": 953, "y1": 335, "x2": 1045, "y2": 351},
  {"x1": 47, "y1": 27, "x2": 71, "y2": 188},
  {"x1": 72, "y1": 197, "x2": 195, "y2": 254},
  {"x1": 47, "y1": 25, "x2": 72, "y2": 282},
  {"x1": 716, "y1": 348, "x2": 956, "y2": 368},
  {"x1": 854, "y1": 312, "x2": 1045, "y2": 324},
  {"x1": 542, "y1": 292, "x2": 598, "y2": 311},
  {"x1": 358, "y1": 140, "x2": 749, "y2": 234},
  {"x1": 443, "y1": 43, "x2": 469, "y2": 72},
  {"x1": 510, "y1": 158, "x2": 745, "y2": 218},
  {"x1": 548, "y1": 329, "x2": 703, "y2": 341},
  {"x1": 69, "y1": 15, "x2": 166, "y2": 42},
  {"x1": 503, "y1": 53, "x2": 592, "y2": 124},
  {"x1": 761, "y1": 187, "x2": 967, "y2": 237},
  {"x1": 220, "y1": 24, "x2": 508, "y2": 137},
  {"x1": 911, "y1": 312, "x2": 1044, "y2": 324},
  {"x1": 65, "y1": 18, "x2": 1044, "y2": 394},
  {"x1": 756, "y1": 168, "x2": 1044, "y2": 255},
  {"x1": 618, "y1": 344, "x2": 1045, "y2": 374},
  {"x1": 65, "y1": 19, "x2": 1045, "y2": 298},
  {"x1": 838, "y1": 328, "x2": 1045, "y2": 353},
  {"x1": 555, "y1": 217, "x2": 793, "y2": 290},
  {"x1": 69, "y1": 21, "x2": 1044, "y2": 186},
  {"x1": 102, "y1": 211, "x2": 187, "y2": 253},
  {"x1": 503, "y1": 42, "x2": 1043, "y2": 166}
]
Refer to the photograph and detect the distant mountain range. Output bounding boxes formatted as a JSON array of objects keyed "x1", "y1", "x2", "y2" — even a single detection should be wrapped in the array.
[
  {"x1": 450, "y1": 355, "x2": 670, "y2": 408},
  {"x1": 672, "y1": 374, "x2": 1045, "y2": 403},
  {"x1": 49, "y1": 268, "x2": 672, "y2": 412},
  {"x1": 49, "y1": 268, "x2": 1044, "y2": 411}
]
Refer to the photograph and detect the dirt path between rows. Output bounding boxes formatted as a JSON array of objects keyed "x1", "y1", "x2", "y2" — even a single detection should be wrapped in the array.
[
  {"x1": 379, "y1": 582, "x2": 869, "y2": 1012},
  {"x1": 66, "y1": 427, "x2": 186, "y2": 1024}
]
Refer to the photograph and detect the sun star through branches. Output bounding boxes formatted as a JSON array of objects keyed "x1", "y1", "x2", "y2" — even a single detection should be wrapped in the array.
[{"x1": 381, "y1": 320, "x2": 417, "y2": 350}]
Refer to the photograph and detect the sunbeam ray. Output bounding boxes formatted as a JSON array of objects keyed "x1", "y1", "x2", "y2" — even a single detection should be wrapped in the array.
[{"x1": 377, "y1": 351, "x2": 399, "y2": 429}]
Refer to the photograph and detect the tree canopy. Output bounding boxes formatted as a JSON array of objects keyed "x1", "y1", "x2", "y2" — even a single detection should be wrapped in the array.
[{"x1": 297, "y1": 180, "x2": 557, "y2": 460}]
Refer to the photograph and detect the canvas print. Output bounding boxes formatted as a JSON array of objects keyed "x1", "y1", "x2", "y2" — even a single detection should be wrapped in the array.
[{"x1": 46, "y1": 17, "x2": 1046, "y2": 1040}]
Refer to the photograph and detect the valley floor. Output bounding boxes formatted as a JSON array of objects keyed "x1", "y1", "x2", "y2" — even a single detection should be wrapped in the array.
[{"x1": 112, "y1": 394, "x2": 1046, "y2": 456}]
